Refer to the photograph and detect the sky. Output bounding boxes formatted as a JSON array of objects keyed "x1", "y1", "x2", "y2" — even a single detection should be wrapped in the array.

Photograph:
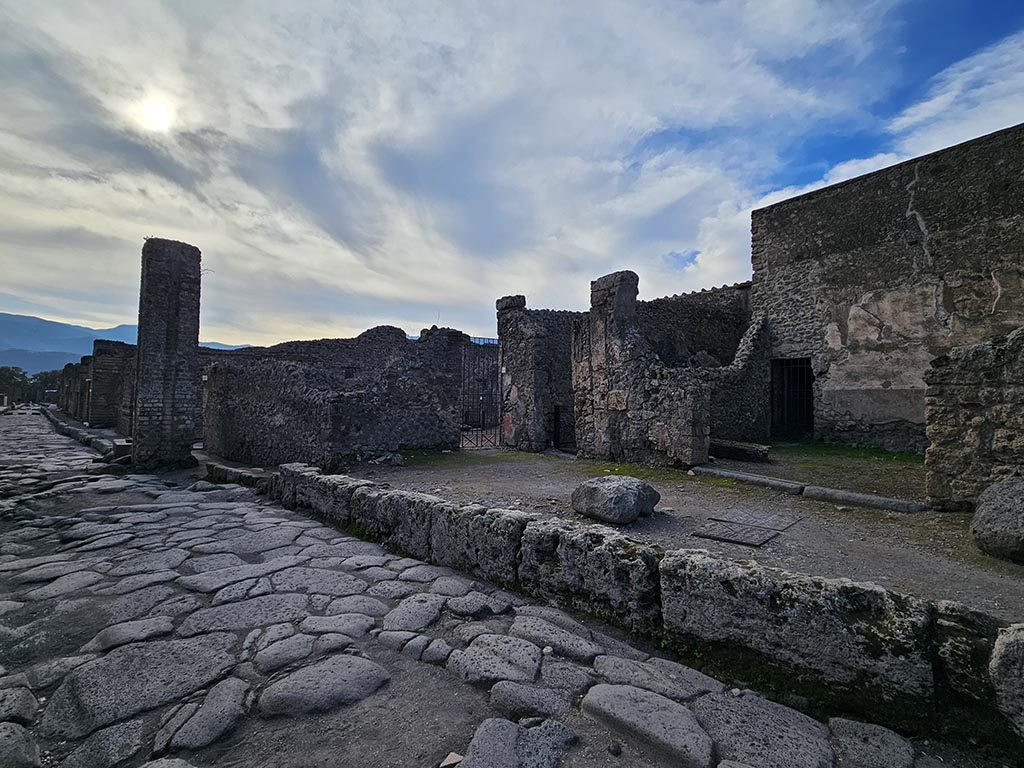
[{"x1": 0, "y1": 1, "x2": 1022, "y2": 345}]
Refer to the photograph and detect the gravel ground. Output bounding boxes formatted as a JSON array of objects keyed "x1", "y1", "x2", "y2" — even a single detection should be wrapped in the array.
[{"x1": 350, "y1": 448, "x2": 1024, "y2": 623}]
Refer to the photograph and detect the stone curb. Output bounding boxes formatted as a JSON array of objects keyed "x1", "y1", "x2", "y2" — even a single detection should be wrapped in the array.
[
  {"x1": 692, "y1": 466, "x2": 929, "y2": 512},
  {"x1": 201, "y1": 457, "x2": 1022, "y2": 749},
  {"x1": 691, "y1": 466, "x2": 805, "y2": 494}
]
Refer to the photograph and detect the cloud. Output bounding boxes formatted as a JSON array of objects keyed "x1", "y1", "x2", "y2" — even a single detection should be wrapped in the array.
[{"x1": 0, "y1": 1, "x2": 1017, "y2": 342}]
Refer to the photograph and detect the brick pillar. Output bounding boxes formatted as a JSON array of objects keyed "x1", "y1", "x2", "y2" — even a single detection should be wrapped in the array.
[{"x1": 132, "y1": 238, "x2": 202, "y2": 469}]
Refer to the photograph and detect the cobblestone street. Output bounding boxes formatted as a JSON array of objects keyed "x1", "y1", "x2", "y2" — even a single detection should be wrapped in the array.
[{"x1": 0, "y1": 411, "x2": 1002, "y2": 767}]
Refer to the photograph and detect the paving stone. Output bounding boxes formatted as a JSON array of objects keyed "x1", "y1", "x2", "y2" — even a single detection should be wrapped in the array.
[
  {"x1": 177, "y1": 594, "x2": 309, "y2": 636},
  {"x1": 399, "y1": 564, "x2": 449, "y2": 582},
  {"x1": 74, "y1": 533, "x2": 136, "y2": 552},
  {"x1": 448, "y1": 591, "x2": 511, "y2": 619},
  {"x1": 691, "y1": 692, "x2": 834, "y2": 768},
  {"x1": 460, "y1": 718, "x2": 576, "y2": 768},
  {"x1": 402, "y1": 634, "x2": 431, "y2": 660},
  {"x1": 79, "y1": 616, "x2": 175, "y2": 653},
  {"x1": 541, "y1": 659, "x2": 596, "y2": 695},
  {"x1": 514, "y1": 605, "x2": 593, "y2": 637},
  {"x1": 176, "y1": 556, "x2": 308, "y2": 593},
  {"x1": 300, "y1": 613, "x2": 375, "y2": 637},
  {"x1": 212, "y1": 577, "x2": 271, "y2": 605},
  {"x1": 990, "y1": 623, "x2": 1024, "y2": 738},
  {"x1": 0, "y1": 687, "x2": 38, "y2": 724},
  {"x1": 0, "y1": 600, "x2": 25, "y2": 615},
  {"x1": 23, "y1": 571, "x2": 104, "y2": 600},
  {"x1": 57, "y1": 719, "x2": 143, "y2": 768},
  {"x1": 510, "y1": 616, "x2": 604, "y2": 662},
  {"x1": 183, "y1": 554, "x2": 246, "y2": 573},
  {"x1": 107, "y1": 549, "x2": 189, "y2": 576},
  {"x1": 171, "y1": 677, "x2": 250, "y2": 749},
  {"x1": 254, "y1": 634, "x2": 316, "y2": 672},
  {"x1": 326, "y1": 595, "x2": 392, "y2": 617},
  {"x1": 431, "y1": 576, "x2": 474, "y2": 597},
  {"x1": 0, "y1": 722, "x2": 39, "y2": 768},
  {"x1": 383, "y1": 593, "x2": 446, "y2": 632},
  {"x1": 448, "y1": 634, "x2": 542, "y2": 686},
  {"x1": 378, "y1": 631, "x2": 417, "y2": 650},
  {"x1": 192, "y1": 527, "x2": 302, "y2": 556},
  {"x1": 828, "y1": 718, "x2": 914, "y2": 768},
  {"x1": 39, "y1": 633, "x2": 237, "y2": 738},
  {"x1": 582, "y1": 684, "x2": 713, "y2": 768},
  {"x1": 94, "y1": 570, "x2": 179, "y2": 595},
  {"x1": 108, "y1": 585, "x2": 179, "y2": 622},
  {"x1": 269, "y1": 566, "x2": 368, "y2": 596},
  {"x1": 139, "y1": 761, "x2": 198, "y2": 768},
  {"x1": 153, "y1": 702, "x2": 200, "y2": 754},
  {"x1": 490, "y1": 681, "x2": 572, "y2": 719},
  {"x1": 258, "y1": 655, "x2": 390, "y2": 717},
  {"x1": 24, "y1": 655, "x2": 97, "y2": 690},
  {"x1": 593, "y1": 655, "x2": 725, "y2": 702},
  {"x1": 366, "y1": 580, "x2": 422, "y2": 600},
  {"x1": 11, "y1": 559, "x2": 98, "y2": 584},
  {"x1": 422, "y1": 638, "x2": 454, "y2": 664}
]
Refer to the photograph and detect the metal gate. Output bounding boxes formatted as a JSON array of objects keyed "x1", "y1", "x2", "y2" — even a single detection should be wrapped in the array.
[
  {"x1": 460, "y1": 339, "x2": 500, "y2": 449},
  {"x1": 771, "y1": 358, "x2": 815, "y2": 438}
]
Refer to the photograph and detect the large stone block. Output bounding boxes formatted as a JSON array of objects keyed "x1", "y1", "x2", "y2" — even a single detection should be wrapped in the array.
[
  {"x1": 349, "y1": 487, "x2": 448, "y2": 560},
  {"x1": 659, "y1": 550, "x2": 935, "y2": 699},
  {"x1": 518, "y1": 519, "x2": 663, "y2": 632},
  {"x1": 304, "y1": 473, "x2": 375, "y2": 526},
  {"x1": 430, "y1": 505, "x2": 539, "y2": 589},
  {"x1": 934, "y1": 600, "x2": 1003, "y2": 704},
  {"x1": 990, "y1": 624, "x2": 1024, "y2": 739}
]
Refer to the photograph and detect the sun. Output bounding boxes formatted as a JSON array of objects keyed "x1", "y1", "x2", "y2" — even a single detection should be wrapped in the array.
[{"x1": 134, "y1": 96, "x2": 175, "y2": 133}]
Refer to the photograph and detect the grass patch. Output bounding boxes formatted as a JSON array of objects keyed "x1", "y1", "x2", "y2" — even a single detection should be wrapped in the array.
[
  {"x1": 582, "y1": 461, "x2": 737, "y2": 489},
  {"x1": 770, "y1": 440, "x2": 923, "y2": 464}
]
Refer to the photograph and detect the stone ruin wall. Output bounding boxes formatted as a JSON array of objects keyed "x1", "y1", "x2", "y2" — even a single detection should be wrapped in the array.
[
  {"x1": 572, "y1": 271, "x2": 769, "y2": 466},
  {"x1": 751, "y1": 123, "x2": 1024, "y2": 452},
  {"x1": 496, "y1": 295, "x2": 582, "y2": 452},
  {"x1": 203, "y1": 325, "x2": 470, "y2": 469},
  {"x1": 925, "y1": 326, "x2": 1024, "y2": 510},
  {"x1": 132, "y1": 238, "x2": 202, "y2": 470},
  {"x1": 85, "y1": 340, "x2": 136, "y2": 429}
]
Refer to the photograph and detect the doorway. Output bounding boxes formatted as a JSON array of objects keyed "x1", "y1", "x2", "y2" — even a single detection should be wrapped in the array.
[{"x1": 771, "y1": 358, "x2": 814, "y2": 439}]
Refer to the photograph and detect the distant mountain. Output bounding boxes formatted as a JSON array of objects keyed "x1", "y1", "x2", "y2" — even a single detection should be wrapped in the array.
[{"x1": 0, "y1": 312, "x2": 247, "y2": 374}]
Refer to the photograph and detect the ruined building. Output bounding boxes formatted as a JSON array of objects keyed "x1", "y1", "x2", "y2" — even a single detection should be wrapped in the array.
[{"x1": 498, "y1": 122, "x2": 1024, "y2": 507}]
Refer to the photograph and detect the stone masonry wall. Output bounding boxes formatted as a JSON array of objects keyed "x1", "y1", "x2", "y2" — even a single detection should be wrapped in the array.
[
  {"x1": 86, "y1": 340, "x2": 136, "y2": 429},
  {"x1": 751, "y1": 123, "x2": 1024, "y2": 452},
  {"x1": 636, "y1": 283, "x2": 751, "y2": 367},
  {"x1": 497, "y1": 296, "x2": 582, "y2": 452},
  {"x1": 925, "y1": 326, "x2": 1024, "y2": 510},
  {"x1": 203, "y1": 326, "x2": 469, "y2": 468},
  {"x1": 132, "y1": 238, "x2": 202, "y2": 470},
  {"x1": 236, "y1": 460, "x2": 1024, "y2": 751},
  {"x1": 573, "y1": 271, "x2": 711, "y2": 466}
]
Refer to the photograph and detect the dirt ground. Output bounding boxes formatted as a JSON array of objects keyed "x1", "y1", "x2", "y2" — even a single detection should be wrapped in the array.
[{"x1": 349, "y1": 447, "x2": 1024, "y2": 623}]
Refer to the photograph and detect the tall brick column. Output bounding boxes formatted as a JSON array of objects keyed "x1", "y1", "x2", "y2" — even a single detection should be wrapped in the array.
[{"x1": 132, "y1": 238, "x2": 202, "y2": 469}]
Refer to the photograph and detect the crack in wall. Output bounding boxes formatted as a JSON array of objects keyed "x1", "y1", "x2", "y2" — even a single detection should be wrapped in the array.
[
  {"x1": 990, "y1": 270, "x2": 1003, "y2": 315},
  {"x1": 905, "y1": 163, "x2": 934, "y2": 271}
]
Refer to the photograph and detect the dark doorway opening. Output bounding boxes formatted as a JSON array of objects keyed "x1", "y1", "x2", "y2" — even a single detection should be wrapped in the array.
[
  {"x1": 771, "y1": 358, "x2": 814, "y2": 439},
  {"x1": 552, "y1": 405, "x2": 561, "y2": 450},
  {"x1": 460, "y1": 341, "x2": 500, "y2": 449}
]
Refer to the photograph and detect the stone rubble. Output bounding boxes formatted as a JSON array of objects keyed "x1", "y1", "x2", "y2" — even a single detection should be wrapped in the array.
[{"x1": 0, "y1": 410, "x2": 1006, "y2": 767}]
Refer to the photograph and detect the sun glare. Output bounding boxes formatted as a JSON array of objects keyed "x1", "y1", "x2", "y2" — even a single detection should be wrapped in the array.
[{"x1": 135, "y1": 96, "x2": 175, "y2": 133}]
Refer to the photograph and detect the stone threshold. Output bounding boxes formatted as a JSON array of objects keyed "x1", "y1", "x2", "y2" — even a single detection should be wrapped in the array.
[{"x1": 691, "y1": 465, "x2": 929, "y2": 513}]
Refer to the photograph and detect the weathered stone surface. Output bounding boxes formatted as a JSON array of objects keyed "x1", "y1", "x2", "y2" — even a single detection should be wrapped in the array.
[
  {"x1": 593, "y1": 655, "x2": 724, "y2": 702},
  {"x1": 460, "y1": 718, "x2": 576, "y2": 768},
  {"x1": 828, "y1": 718, "x2": 914, "y2": 768},
  {"x1": 175, "y1": 556, "x2": 307, "y2": 593},
  {"x1": 570, "y1": 476, "x2": 660, "y2": 524},
  {"x1": 934, "y1": 600, "x2": 1003, "y2": 703},
  {"x1": 490, "y1": 681, "x2": 571, "y2": 719},
  {"x1": 171, "y1": 677, "x2": 249, "y2": 749},
  {"x1": 269, "y1": 566, "x2": 367, "y2": 596},
  {"x1": 509, "y1": 616, "x2": 604, "y2": 662},
  {"x1": 518, "y1": 519, "x2": 663, "y2": 631},
  {"x1": 23, "y1": 571, "x2": 104, "y2": 600},
  {"x1": 107, "y1": 549, "x2": 189, "y2": 577},
  {"x1": 58, "y1": 719, "x2": 143, "y2": 768},
  {"x1": 140, "y1": 759, "x2": 198, "y2": 768},
  {"x1": 258, "y1": 655, "x2": 389, "y2": 717},
  {"x1": 39, "y1": 633, "x2": 237, "y2": 738},
  {"x1": 382, "y1": 593, "x2": 446, "y2": 632},
  {"x1": 448, "y1": 634, "x2": 542, "y2": 686},
  {"x1": 660, "y1": 550, "x2": 934, "y2": 699},
  {"x1": 430, "y1": 504, "x2": 539, "y2": 589},
  {"x1": 80, "y1": 617, "x2": 174, "y2": 653},
  {"x1": 300, "y1": 613, "x2": 375, "y2": 637},
  {"x1": 448, "y1": 591, "x2": 511, "y2": 619},
  {"x1": 0, "y1": 687, "x2": 38, "y2": 725},
  {"x1": 691, "y1": 692, "x2": 833, "y2": 768},
  {"x1": 990, "y1": 623, "x2": 1024, "y2": 738},
  {"x1": 582, "y1": 684, "x2": 712, "y2": 767},
  {"x1": 192, "y1": 527, "x2": 301, "y2": 555},
  {"x1": 971, "y1": 478, "x2": 1024, "y2": 563},
  {"x1": 541, "y1": 659, "x2": 596, "y2": 694},
  {"x1": 177, "y1": 594, "x2": 308, "y2": 636},
  {"x1": 326, "y1": 594, "x2": 391, "y2": 617},
  {"x1": 0, "y1": 722, "x2": 39, "y2": 768},
  {"x1": 422, "y1": 639, "x2": 453, "y2": 664},
  {"x1": 254, "y1": 634, "x2": 316, "y2": 672}
]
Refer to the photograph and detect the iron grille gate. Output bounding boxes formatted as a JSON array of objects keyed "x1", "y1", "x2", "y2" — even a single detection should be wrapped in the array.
[
  {"x1": 771, "y1": 357, "x2": 815, "y2": 438},
  {"x1": 460, "y1": 340, "x2": 500, "y2": 449}
]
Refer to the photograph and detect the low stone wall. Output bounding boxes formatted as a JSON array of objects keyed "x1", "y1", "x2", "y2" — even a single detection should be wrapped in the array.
[
  {"x1": 925, "y1": 326, "x2": 1024, "y2": 510},
  {"x1": 248, "y1": 460, "x2": 1023, "y2": 750}
]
